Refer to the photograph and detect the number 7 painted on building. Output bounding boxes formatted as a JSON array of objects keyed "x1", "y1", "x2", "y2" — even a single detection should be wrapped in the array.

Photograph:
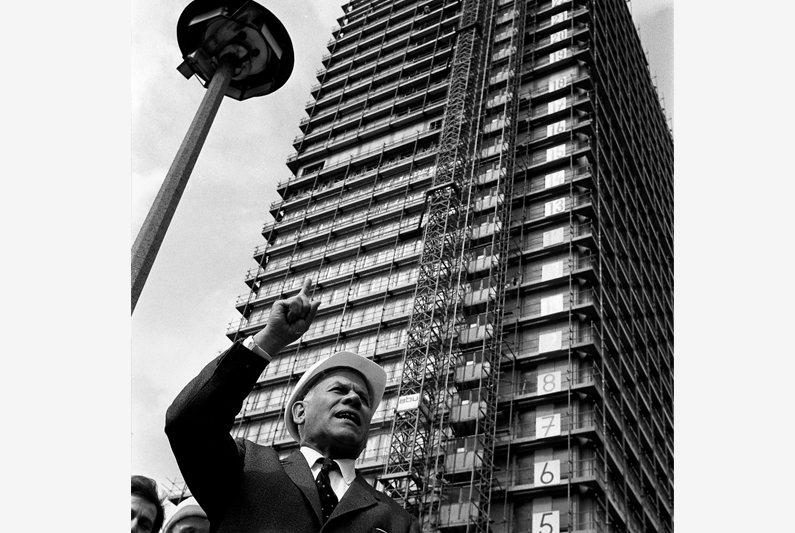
[{"x1": 535, "y1": 413, "x2": 562, "y2": 438}]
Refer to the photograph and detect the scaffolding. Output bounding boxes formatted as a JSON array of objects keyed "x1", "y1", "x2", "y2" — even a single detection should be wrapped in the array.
[
  {"x1": 163, "y1": 478, "x2": 191, "y2": 506},
  {"x1": 379, "y1": 0, "x2": 489, "y2": 525}
]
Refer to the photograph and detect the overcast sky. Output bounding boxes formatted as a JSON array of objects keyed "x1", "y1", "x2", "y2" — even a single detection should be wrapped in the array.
[{"x1": 131, "y1": 0, "x2": 674, "y2": 493}]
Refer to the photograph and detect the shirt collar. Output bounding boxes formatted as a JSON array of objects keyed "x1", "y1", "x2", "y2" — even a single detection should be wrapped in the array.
[{"x1": 299, "y1": 446, "x2": 357, "y2": 485}]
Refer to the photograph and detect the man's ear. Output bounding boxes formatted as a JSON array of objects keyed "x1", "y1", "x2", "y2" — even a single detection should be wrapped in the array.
[{"x1": 292, "y1": 400, "x2": 306, "y2": 425}]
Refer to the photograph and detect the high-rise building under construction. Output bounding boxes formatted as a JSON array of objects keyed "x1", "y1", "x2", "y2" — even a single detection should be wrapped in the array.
[{"x1": 223, "y1": 1, "x2": 674, "y2": 532}]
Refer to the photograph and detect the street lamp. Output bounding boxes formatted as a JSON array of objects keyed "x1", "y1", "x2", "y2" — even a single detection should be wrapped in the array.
[{"x1": 131, "y1": 0, "x2": 293, "y2": 313}]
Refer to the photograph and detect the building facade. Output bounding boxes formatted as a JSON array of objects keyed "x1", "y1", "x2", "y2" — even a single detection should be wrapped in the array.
[{"x1": 222, "y1": 1, "x2": 673, "y2": 532}]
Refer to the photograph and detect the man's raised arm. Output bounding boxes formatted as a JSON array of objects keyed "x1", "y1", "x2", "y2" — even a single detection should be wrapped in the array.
[{"x1": 164, "y1": 278, "x2": 320, "y2": 520}]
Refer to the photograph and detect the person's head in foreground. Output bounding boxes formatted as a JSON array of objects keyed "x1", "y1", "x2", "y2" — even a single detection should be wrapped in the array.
[
  {"x1": 163, "y1": 497, "x2": 210, "y2": 533},
  {"x1": 285, "y1": 350, "x2": 387, "y2": 459},
  {"x1": 131, "y1": 475, "x2": 165, "y2": 533}
]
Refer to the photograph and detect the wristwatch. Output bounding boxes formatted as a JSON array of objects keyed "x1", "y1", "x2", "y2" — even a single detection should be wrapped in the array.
[{"x1": 242, "y1": 336, "x2": 272, "y2": 361}]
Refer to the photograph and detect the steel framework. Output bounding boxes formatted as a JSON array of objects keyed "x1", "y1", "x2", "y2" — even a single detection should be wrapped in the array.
[{"x1": 380, "y1": 0, "x2": 490, "y2": 526}]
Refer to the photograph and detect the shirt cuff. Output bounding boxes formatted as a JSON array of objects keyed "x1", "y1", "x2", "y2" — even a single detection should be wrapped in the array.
[{"x1": 242, "y1": 336, "x2": 272, "y2": 362}]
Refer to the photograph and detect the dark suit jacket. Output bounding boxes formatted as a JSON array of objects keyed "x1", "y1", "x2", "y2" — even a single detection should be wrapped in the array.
[{"x1": 165, "y1": 342, "x2": 420, "y2": 533}]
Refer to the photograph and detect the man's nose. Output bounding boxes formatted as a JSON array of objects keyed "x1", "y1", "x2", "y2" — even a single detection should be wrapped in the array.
[{"x1": 341, "y1": 390, "x2": 362, "y2": 407}]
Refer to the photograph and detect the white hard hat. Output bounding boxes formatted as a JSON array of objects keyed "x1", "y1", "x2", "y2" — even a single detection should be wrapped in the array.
[
  {"x1": 284, "y1": 351, "x2": 387, "y2": 442},
  {"x1": 163, "y1": 497, "x2": 207, "y2": 533}
]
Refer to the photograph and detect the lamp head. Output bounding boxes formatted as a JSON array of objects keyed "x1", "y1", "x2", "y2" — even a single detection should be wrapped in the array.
[{"x1": 176, "y1": 0, "x2": 294, "y2": 101}]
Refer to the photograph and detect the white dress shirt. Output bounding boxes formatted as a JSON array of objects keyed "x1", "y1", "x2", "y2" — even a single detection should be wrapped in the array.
[{"x1": 299, "y1": 446, "x2": 357, "y2": 502}]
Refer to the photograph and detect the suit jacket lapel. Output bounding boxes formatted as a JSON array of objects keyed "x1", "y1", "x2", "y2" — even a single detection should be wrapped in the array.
[
  {"x1": 281, "y1": 450, "x2": 323, "y2": 524},
  {"x1": 330, "y1": 474, "x2": 378, "y2": 521}
]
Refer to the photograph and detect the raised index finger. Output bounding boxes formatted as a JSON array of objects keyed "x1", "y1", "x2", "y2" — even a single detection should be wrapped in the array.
[{"x1": 299, "y1": 278, "x2": 313, "y2": 298}]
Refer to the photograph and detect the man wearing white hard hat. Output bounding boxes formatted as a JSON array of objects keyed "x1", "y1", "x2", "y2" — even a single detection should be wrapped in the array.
[
  {"x1": 162, "y1": 498, "x2": 209, "y2": 533},
  {"x1": 166, "y1": 279, "x2": 419, "y2": 533}
]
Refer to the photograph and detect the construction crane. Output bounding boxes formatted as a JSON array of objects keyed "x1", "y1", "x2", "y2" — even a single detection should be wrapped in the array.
[{"x1": 379, "y1": 0, "x2": 492, "y2": 530}]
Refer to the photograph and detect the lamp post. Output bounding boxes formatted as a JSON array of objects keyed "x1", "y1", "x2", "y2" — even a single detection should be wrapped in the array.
[{"x1": 131, "y1": 0, "x2": 293, "y2": 313}]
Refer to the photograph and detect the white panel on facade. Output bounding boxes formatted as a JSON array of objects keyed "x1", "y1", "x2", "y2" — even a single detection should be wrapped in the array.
[
  {"x1": 549, "y1": 76, "x2": 569, "y2": 93},
  {"x1": 541, "y1": 261, "x2": 564, "y2": 281},
  {"x1": 552, "y1": 0, "x2": 566, "y2": 6},
  {"x1": 544, "y1": 198, "x2": 566, "y2": 216},
  {"x1": 537, "y1": 370, "x2": 562, "y2": 394},
  {"x1": 545, "y1": 170, "x2": 566, "y2": 188},
  {"x1": 540, "y1": 294, "x2": 564, "y2": 315},
  {"x1": 532, "y1": 511, "x2": 560, "y2": 533},
  {"x1": 550, "y1": 28, "x2": 568, "y2": 44},
  {"x1": 534, "y1": 460, "x2": 561, "y2": 486},
  {"x1": 542, "y1": 228, "x2": 565, "y2": 247},
  {"x1": 546, "y1": 144, "x2": 567, "y2": 162},
  {"x1": 548, "y1": 97, "x2": 567, "y2": 114},
  {"x1": 535, "y1": 414, "x2": 561, "y2": 438},
  {"x1": 538, "y1": 331, "x2": 563, "y2": 353},
  {"x1": 548, "y1": 48, "x2": 569, "y2": 64},
  {"x1": 546, "y1": 120, "x2": 567, "y2": 137},
  {"x1": 551, "y1": 11, "x2": 570, "y2": 24}
]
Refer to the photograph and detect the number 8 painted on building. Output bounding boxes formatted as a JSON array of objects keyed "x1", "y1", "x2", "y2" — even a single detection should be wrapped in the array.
[{"x1": 537, "y1": 371, "x2": 562, "y2": 395}]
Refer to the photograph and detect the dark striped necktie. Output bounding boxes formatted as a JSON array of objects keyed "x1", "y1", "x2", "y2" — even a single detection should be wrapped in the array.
[{"x1": 316, "y1": 458, "x2": 339, "y2": 522}]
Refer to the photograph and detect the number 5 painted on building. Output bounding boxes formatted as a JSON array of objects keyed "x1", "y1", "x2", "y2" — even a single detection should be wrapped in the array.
[{"x1": 533, "y1": 511, "x2": 560, "y2": 533}]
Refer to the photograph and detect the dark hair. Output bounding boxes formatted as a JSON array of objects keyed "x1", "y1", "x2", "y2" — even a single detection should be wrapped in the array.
[{"x1": 131, "y1": 475, "x2": 165, "y2": 533}]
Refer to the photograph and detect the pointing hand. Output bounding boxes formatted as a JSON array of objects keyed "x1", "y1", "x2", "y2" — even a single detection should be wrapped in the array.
[{"x1": 252, "y1": 278, "x2": 321, "y2": 356}]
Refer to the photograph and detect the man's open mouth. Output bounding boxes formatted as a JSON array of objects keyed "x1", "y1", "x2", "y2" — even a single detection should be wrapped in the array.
[{"x1": 335, "y1": 411, "x2": 361, "y2": 425}]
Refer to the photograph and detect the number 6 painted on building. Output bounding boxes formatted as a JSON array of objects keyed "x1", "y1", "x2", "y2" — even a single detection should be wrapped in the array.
[{"x1": 534, "y1": 460, "x2": 561, "y2": 486}]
